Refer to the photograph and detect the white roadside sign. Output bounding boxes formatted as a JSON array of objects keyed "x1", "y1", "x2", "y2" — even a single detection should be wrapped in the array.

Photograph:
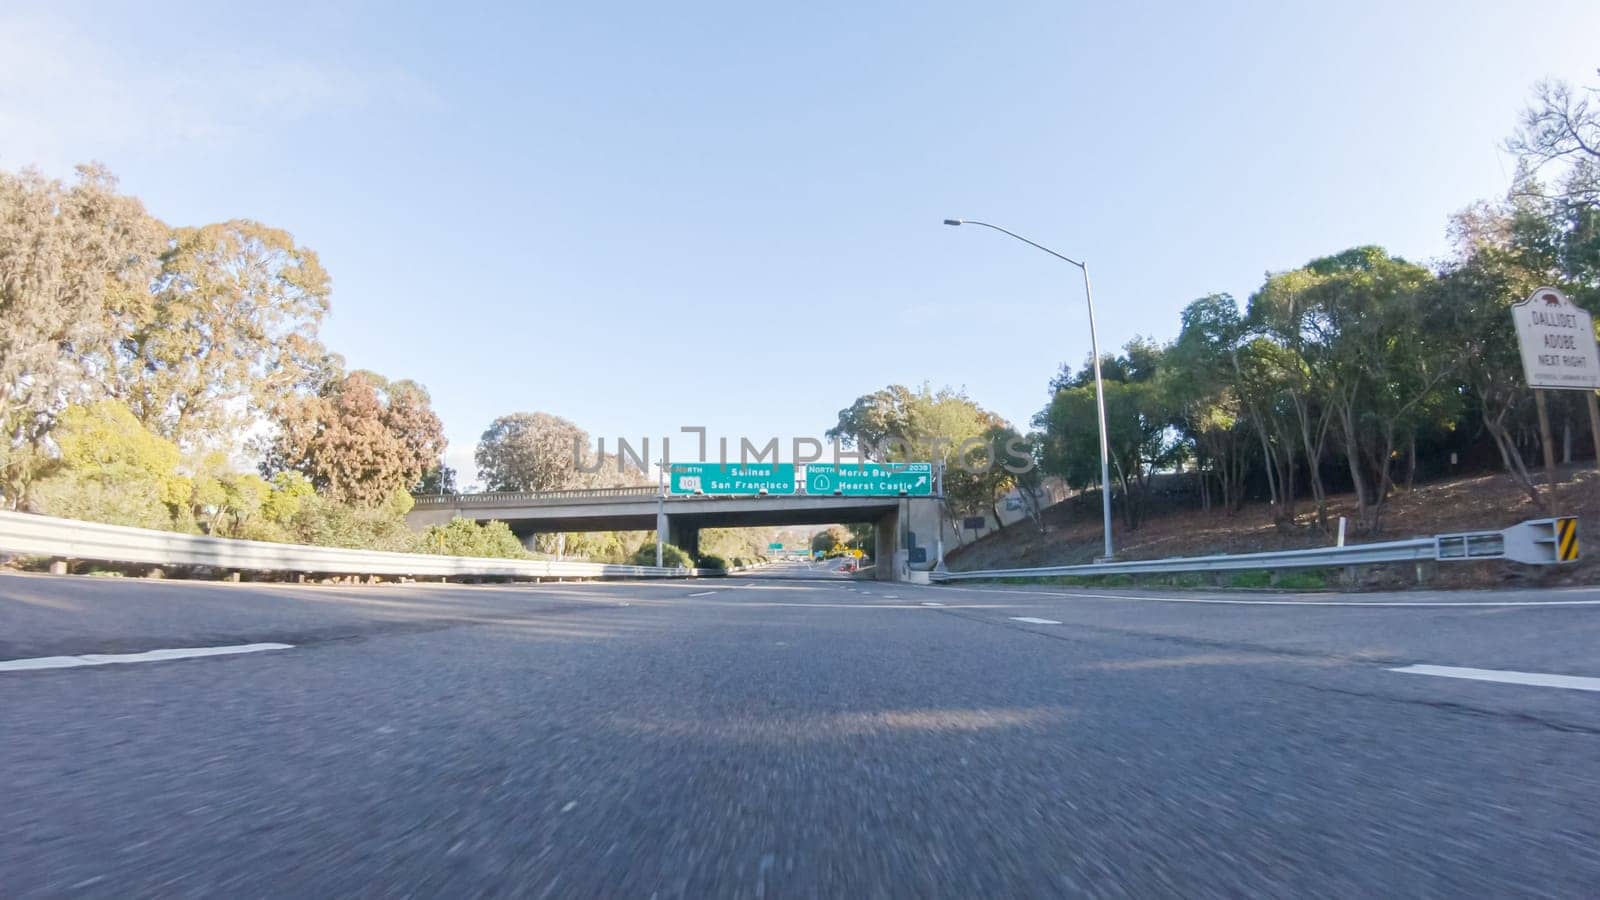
[{"x1": 1512, "y1": 286, "x2": 1600, "y2": 390}]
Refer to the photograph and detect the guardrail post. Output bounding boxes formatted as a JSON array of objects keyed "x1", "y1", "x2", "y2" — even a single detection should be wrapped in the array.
[
  {"x1": 226, "y1": 571, "x2": 241, "y2": 583},
  {"x1": 1414, "y1": 560, "x2": 1436, "y2": 584},
  {"x1": 49, "y1": 559, "x2": 68, "y2": 575}
]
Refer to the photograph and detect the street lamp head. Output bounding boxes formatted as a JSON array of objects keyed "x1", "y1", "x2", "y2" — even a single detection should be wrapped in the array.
[{"x1": 942, "y1": 219, "x2": 963, "y2": 226}]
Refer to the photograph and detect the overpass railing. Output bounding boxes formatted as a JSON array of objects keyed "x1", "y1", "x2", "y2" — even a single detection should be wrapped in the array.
[
  {"x1": 0, "y1": 510, "x2": 696, "y2": 581},
  {"x1": 411, "y1": 487, "x2": 916, "y2": 508},
  {"x1": 412, "y1": 486, "x2": 660, "y2": 507}
]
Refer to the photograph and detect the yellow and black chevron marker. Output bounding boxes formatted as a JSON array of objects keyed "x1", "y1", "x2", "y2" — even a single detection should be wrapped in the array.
[{"x1": 1556, "y1": 517, "x2": 1580, "y2": 562}]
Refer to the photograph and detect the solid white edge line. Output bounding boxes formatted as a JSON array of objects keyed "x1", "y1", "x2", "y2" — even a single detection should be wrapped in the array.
[
  {"x1": 1389, "y1": 664, "x2": 1600, "y2": 692},
  {"x1": 1009, "y1": 616, "x2": 1063, "y2": 625},
  {"x1": 0, "y1": 642, "x2": 294, "y2": 673}
]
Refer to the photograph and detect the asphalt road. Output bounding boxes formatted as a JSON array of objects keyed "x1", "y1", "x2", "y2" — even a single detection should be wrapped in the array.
[{"x1": 4, "y1": 570, "x2": 1600, "y2": 897}]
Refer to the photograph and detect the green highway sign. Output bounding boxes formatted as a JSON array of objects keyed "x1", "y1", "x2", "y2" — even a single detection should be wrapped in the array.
[
  {"x1": 768, "y1": 542, "x2": 784, "y2": 550},
  {"x1": 805, "y1": 462, "x2": 934, "y2": 496},
  {"x1": 669, "y1": 462, "x2": 796, "y2": 495}
]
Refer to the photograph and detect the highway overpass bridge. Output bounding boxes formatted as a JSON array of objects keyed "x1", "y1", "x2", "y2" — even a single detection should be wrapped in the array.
[{"x1": 407, "y1": 487, "x2": 943, "y2": 581}]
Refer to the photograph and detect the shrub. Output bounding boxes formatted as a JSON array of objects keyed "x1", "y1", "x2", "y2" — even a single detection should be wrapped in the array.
[
  {"x1": 697, "y1": 553, "x2": 728, "y2": 571},
  {"x1": 1274, "y1": 569, "x2": 1330, "y2": 591},
  {"x1": 27, "y1": 401, "x2": 189, "y2": 529},
  {"x1": 419, "y1": 517, "x2": 528, "y2": 559},
  {"x1": 28, "y1": 476, "x2": 174, "y2": 530},
  {"x1": 632, "y1": 542, "x2": 694, "y2": 568},
  {"x1": 283, "y1": 491, "x2": 417, "y2": 552},
  {"x1": 1229, "y1": 569, "x2": 1272, "y2": 588}
]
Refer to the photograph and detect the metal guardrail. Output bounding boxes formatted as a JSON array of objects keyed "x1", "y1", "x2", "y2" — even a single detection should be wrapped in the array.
[
  {"x1": 0, "y1": 510, "x2": 695, "y2": 580},
  {"x1": 932, "y1": 517, "x2": 1579, "y2": 582},
  {"x1": 411, "y1": 486, "x2": 660, "y2": 507}
]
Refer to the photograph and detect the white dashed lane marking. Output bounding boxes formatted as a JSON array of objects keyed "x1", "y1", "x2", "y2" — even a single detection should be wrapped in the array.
[
  {"x1": 0, "y1": 642, "x2": 293, "y2": 673},
  {"x1": 688, "y1": 591, "x2": 717, "y2": 597},
  {"x1": 1009, "y1": 617, "x2": 1063, "y2": 625},
  {"x1": 1390, "y1": 664, "x2": 1600, "y2": 692}
]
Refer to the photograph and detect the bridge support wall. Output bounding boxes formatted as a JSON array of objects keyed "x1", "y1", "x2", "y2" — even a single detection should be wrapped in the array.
[
  {"x1": 667, "y1": 520, "x2": 701, "y2": 561},
  {"x1": 874, "y1": 505, "x2": 899, "y2": 582}
]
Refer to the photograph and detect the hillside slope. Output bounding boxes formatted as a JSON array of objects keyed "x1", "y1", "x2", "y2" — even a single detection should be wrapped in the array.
[{"x1": 946, "y1": 468, "x2": 1600, "y2": 589}]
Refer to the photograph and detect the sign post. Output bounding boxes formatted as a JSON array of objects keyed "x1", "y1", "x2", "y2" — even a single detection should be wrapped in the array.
[
  {"x1": 1589, "y1": 391, "x2": 1600, "y2": 474},
  {"x1": 1511, "y1": 286, "x2": 1600, "y2": 489},
  {"x1": 1534, "y1": 389, "x2": 1558, "y2": 483}
]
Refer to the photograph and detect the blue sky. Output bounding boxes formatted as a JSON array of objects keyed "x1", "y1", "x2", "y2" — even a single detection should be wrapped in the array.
[{"x1": 4, "y1": 1, "x2": 1598, "y2": 484}]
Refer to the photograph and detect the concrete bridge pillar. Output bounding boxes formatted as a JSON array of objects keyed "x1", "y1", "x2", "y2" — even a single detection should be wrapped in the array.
[
  {"x1": 874, "y1": 505, "x2": 900, "y2": 582},
  {"x1": 667, "y1": 519, "x2": 700, "y2": 562}
]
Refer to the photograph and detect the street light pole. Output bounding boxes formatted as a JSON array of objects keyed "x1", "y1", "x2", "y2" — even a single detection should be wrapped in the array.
[
  {"x1": 656, "y1": 457, "x2": 666, "y2": 568},
  {"x1": 943, "y1": 218, "x2": 1115, "y2": 561}
]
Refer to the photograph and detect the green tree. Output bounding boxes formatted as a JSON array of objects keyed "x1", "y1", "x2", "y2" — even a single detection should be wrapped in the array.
[
  {"x1": 826, "y1": 386, "x2": 915, "y2": 455},
  {"x1": 699, "y1": 526, "x2": 787, "y2": 562},
  {"x1": 633, "y1": 542, "x2": 693, "y2": 568},
  {"x1": 264, "y1": 369, "x2": 445, "y2": 506},
  {"x1": 1166, "y1": 294, "x2": 1253, "y2": 513},
  {"x1": 0, "y1": 165, "x2": 164, "y2": 502},
  {"x1": 828, "y1": 383, "x2": 1016, "y2": 540},
  {"x1": 943, "y1": 422, "x2": 1030, "y2": 531},
  {"x1": 1037, "y1": 339, "x2": 1181, "y2": 528},
  {"x1": 1229, "y1": 336, "x2": 1306, "y2": 526},
  {"x1": 810, "y1": 525, "x2": 850, "y2": 554},
  {"x1": 419, "y1": 517, "x2": 527, "y2": 558},
  {"x1": 120, "y1": 220, "x2": 331, "y2": 448},
  {"x1": 1252, "y1": 247, "x2": 1439, "y2": 531},
  {"x1": 26, "y1": 400, "x2": 188, "y2": 529},
  {"x1": 282, "y1": 486, "x2": 418, "y2": 552},
  {"x1": 1245, "y1": 267, "x2": 1338, "y2": 526},
  {"x1": 556, "y1": 530, "x2": 646, "y2": 563},
  {"x1": 844, "y1": 522, "x2": 875, "y2": 554},
  {"x1": 1507, "y1": 69, "x2": 1600, "y2": 233},
  {"x1": 414, "y1": 464, "x2": 457, "y2": 495},
  {"x1": 475, "y1": 412, "x2": 593, "y2": 492},
  {"x1": 186, "y1": 451, "x2": 276, "y2": 538},
  {"x1": 1433, "y1": 201, "x2": 1564, "y2": 506},
  {"x1": 826, "y1": 383, "x2": 999, "y2": 464},
  {"x1": 262, "y1": 471, "x2": 316, "y2": 529}
]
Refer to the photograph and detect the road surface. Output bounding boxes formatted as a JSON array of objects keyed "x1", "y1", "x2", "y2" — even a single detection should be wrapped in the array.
[{"x1": 4, "y1": 570, "x2": 1599, "y2": 897}]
